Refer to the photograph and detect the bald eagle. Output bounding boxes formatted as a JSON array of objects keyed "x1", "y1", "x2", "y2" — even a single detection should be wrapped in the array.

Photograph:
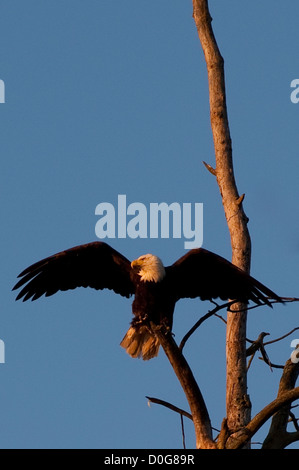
[{"x1": 13, "y1": 242, "x2": 282, "y2": 360}]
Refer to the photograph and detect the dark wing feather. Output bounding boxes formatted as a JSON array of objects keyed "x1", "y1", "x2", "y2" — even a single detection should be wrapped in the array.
[
  {"x1": 13, "y1": 242, "x2": 135, "y2": 301},
  {"x1": 166, "y1": 248, "x2": 282, "y2": 306}
]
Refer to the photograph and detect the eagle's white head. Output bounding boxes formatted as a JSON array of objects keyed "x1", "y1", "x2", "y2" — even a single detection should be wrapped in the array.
[{"x1": 131, "y1": 254, "x2": 166, "y2": 283}]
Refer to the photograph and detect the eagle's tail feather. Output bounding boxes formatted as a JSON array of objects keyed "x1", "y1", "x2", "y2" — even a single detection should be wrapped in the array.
[{"x1": 120, "y1": 326, "x2": 160, "y2": 360}]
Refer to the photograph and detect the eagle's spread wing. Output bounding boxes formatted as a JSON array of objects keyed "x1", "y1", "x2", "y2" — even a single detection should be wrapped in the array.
[
  {"x1": 13, "y1": 242, "x2": 135, "y2": 301},
  {"x1": 166, "y1": 248, "x2": 282, "y2": 306}
]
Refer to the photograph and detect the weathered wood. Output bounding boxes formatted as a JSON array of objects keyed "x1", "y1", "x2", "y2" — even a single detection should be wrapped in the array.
[{"x1": 192, "y1": 0, "x2": 252, "y2": 446}]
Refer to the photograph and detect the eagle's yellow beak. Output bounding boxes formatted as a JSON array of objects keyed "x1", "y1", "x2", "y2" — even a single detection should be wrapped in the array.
[{"x1": 131, "y1": 259, "x2": 140, "y2": 269}]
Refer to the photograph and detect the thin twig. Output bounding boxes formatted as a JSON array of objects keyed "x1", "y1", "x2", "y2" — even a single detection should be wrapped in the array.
[
  {"x1": 146, "y1": 395, "x2": 220, "y2": 434},
  {"x1": 180, "y1": 415, "x2": 186, "y2": 449},
  {"x1": 146, "y1": 396, "x2": 193, "y2": 421},
  {"x1": 247, "y1": 353, "x2": 255, "y2": 371},
  {"x1": 258, "y1": 357, "x2": 284, "y2": 369},
  {"x1": 245, "y1": 297, "x2": 299, "y2": 313},
  {"x1": 147, "y1": 396, "x2": 189, "y2": 449},
  {"x1": 179, "y1": 301, "x2": 235, "y2": 351},
  {"x1": 246, "y1": 332, "x2": 269, "y2": 356},
  {"x1": 289, "y1": 411, "x2": 299, "y2": 432},
  {"x1": 246, "y1": 332, "x2": 273, "y2": 371},
  {"x1": 264, "y1": 327, "x2": 299, "y2": 346},
  {"x1": 214, "y1": 313, "x2": 227, "y2": 325}
]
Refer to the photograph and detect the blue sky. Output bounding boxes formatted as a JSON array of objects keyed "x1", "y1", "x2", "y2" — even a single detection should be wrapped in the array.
[{"x1": 1, "y1": 1, "x2": 299, "y2": 449}]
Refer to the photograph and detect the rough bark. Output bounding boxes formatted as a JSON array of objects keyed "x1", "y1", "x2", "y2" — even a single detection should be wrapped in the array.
[{"x1": 192, "y1": 0, "x2": 251, "y2": 445}]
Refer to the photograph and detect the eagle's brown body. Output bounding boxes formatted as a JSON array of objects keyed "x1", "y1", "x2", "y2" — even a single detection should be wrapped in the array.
[{"x1": 121, "y1": 276, "x2": 176, "y2": 359}]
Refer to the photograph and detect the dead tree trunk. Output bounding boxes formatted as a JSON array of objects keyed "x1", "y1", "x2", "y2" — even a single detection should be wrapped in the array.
[{"x1": 192, "y1": 0, "x2": 251, "y2": 446}]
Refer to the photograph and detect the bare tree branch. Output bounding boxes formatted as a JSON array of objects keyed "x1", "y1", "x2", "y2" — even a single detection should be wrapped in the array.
[
  {"x1": 179, "y1": 301, "x2": 234, "y2": 351},
  {"x1": 258, "y1": 356, "x2": 284, "y2": 370},
  {"x1": 146, "y1": 396, "x2": 193, "y2": 421},
  {"x1": 181, "y1": 414, "x2": 186, "y2": 449},
  {"x1": 246, "y1": 332, "x2": 272, "y2": 371},
  {"x1": 146, "y1": 397, "x2": 193, "y2": 449},
  {"x1": 289, "y1": 410, "x2": 299, "y2": 432},
  {"x1": 244, "y1": 297, "x2": 299, "y2": 314},
  {"x1": 246, "y1": 332, "x2": 269, "y2": 357},
  {"x1": 264, "y1": 326, "x2": 299, "y2": 346}
]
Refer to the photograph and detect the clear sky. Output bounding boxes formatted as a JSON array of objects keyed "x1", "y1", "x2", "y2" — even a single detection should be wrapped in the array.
[{"x1": 1, "y1": 1, "x2": 299, "y2": 449}]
